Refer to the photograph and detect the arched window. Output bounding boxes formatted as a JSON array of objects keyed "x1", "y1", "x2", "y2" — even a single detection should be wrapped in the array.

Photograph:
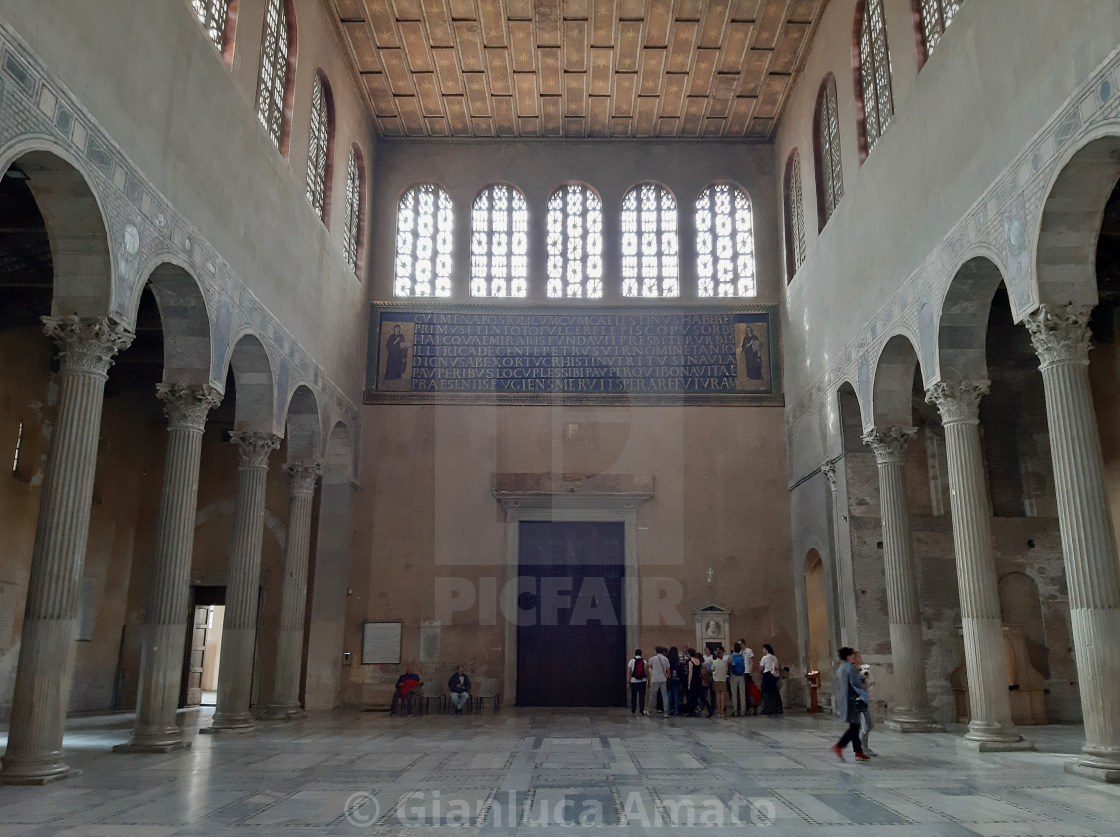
[
  {"x1": 306, "y1": 73, "x2": 333, "y2": 223},
  {"x1": 471, "y1": 185, "x2": 528, "y2": 298},
  {"x1": 394, "y1": 184, "x2": 453, "y2": 297},
  {"x1": 342, "y1": 146, "x2": 364, "y2": 273},
  {"x1": 695, "y1": 183, "x2": 755, "y2": 297},
  {"x1": 916, "y1": 0, "x2": 963, "y2": 63},
  {"x1": 546, "y1": 184, "x2": 603, "y2": 299},
  {"x1": 783, "y1": 152, "x2": 806, "y2": 283},
  {"x1": 622, "y1": 183, "x2": 679, "y2": 298},
  {"x1": 814, "y1": 75, "x2": 844, "y2": 229},
  {"x1": 856, "y1": 0, "x2": 894, "y2": 156},
  {"x1": 192, "y1": 0, "x2": 230, "y2": 51},
  {"x1": 256, "y1": 0, "x2": 295, "y2": 152}
]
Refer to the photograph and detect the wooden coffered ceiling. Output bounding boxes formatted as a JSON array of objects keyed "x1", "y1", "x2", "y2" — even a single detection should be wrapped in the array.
[{"x1": 327, "y1": 0, "x2": 827, "y2": 140}]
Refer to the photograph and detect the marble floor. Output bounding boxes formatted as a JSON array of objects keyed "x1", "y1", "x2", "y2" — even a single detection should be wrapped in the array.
[{"x1": 1, "y1": 707, "x2": 1119, "y2": 836}]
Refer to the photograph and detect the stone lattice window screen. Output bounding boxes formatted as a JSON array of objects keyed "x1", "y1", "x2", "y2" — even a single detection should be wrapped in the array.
[
  {"x1": 343, "y1": 148, "x2": 362, "y2": 270},
  {"x1": 546, "y1": 184, "x2": 603, "y2": 299},
  {"x1": 858, "y1": 0, "x2": 895, "y2": 152},
  {"x1": 621, "y1": 183, "x2": 679, "y2": 298},
  {"x1": 192, "y1": 0, "x2": 229, "y2": 50},
  {"x1": 784, "y1": 151, "x2": 807, "y2": 282},
  {"x1": 920, "y1": 0, "x2": 964, "y2": 58},
  {"x1": 815, "y1": 75, "x2": 844, "y2": 228},
  {"x1": 306, "y1": 75, "x2": 330, "y2": 221},
  {"x1": 696, "y1": 183, "x2": 755, "y2": 297},
  {"x1": 256, "y1": 0, "x2": 290, "y2": 148},
  {"x1": 394, "y1": 184, "x2": 453, "y2": 297},
  {"x1": 471, "y1": 184, "x2": 529, "y2": 298}
]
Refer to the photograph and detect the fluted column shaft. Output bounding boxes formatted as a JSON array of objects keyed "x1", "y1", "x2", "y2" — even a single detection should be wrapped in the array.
[
  {"x1": 1026, "y1": 305, "x2": 1120, "y2": 779},
  {"x1": 822, "y1": 461, "x2": 857, "y2": 647},
  {"x1": 862, "y1": 427, "x2": 935, "y2": 732},
  {"x1": 269, "y1": 462, "x2": 321, "y2": 717},
  {"x1": 927, "y1": 381, "x2": 1026, "y2": 750},
  {"x1": 0, "y1": 317, "x2": 133, "y2": 785},
  {"x1": 119, "y1": 383, "x2": 221, "y2": 753},
  {"x1": 208, "y1": 431, "x2": 279, "y2": 732}
]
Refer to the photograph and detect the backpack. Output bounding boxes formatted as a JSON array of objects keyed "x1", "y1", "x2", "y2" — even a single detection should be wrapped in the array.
[
  {"x1": 731, "y1": 653, "x2": 745, "y2": 676},
  {"x1": 633, "y1": 658, "x2": 645, "y2": 679}
]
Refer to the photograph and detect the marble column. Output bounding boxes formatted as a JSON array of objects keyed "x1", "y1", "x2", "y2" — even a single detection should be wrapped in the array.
[
  {"x1": 117, "y1": 382, "x2": 221, "y2": 753},
  {"x1": 822, "y1": 460, "x2": 857, "y2": 647},
  {"x1": 0, "y1": 317, "x2": 133, "y2": 785},
  {"x1": 862, "y1": 427, "x2": 936, "y2": 732},
  {"x1": 1024, "y1": 304, "x2": 1120, "y2": 781},
  {"x1": 926, "y1": 380, "x2": 1030, "y2": 751},
  {"x1": 266, "y1": 461, "x2": 321, "y2": 719},
  {"x1": 206, "y1": 430, "x2": 279, "y2": 733}
]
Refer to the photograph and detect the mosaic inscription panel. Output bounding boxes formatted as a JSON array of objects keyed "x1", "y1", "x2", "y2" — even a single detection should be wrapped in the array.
[{"x1": 365, "y1": 303, "x2": 781, "y2": 406}]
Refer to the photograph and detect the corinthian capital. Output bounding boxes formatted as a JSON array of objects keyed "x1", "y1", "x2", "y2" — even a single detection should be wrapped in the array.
[
  {"x1": 925, "y1": 379, "x2": 990, "y2": 424},
  {"x1": 1024, "y1": 303, "x2": 1093, "y2": 368},
  {"x1": 157, "y1": 382, "x2": 223, "y2": 432},
  {"x1": 820, "y1": 460, "x2": 837, "y2": 490},
  {"x1": 230, "y1": 430, "x2": 280, "y2": 469},
  {"x1": 284, "y1": 461, "x2": 322, "y2": 496},
  {"x1": 42, "y1": 315, "x2": 134, "y2": 377},
  {"x1": 862, "y1": 426, "x2": 917, "y2": 465}
]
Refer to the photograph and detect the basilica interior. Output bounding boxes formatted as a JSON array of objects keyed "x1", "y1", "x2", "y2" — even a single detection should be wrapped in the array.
[{"x1": 1, "y1": 0, "x2": 1120, "y2": 833}]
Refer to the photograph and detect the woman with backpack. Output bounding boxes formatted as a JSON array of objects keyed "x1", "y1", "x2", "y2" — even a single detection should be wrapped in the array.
[
  {"x1": 627, "y1": 649, "x2": 650, "y2": 715},
  {"x1": 729, "y1": 643, "x2": 747, "y2": 716}
]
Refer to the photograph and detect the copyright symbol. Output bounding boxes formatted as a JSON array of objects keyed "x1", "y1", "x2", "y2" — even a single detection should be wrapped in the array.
[{"x1": 345, "y1": 791, "x2": 380, "y2": 827}]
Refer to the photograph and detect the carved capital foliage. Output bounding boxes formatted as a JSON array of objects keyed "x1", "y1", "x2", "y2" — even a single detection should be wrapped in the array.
[
  {"x1": 157, "y1": 382, "x2": 222, "y2": 431},
  {"x1": 820, "y1": 460, "x2": 837, "y2": 490},
  {"x1": 925, "y1": 379, "x2": 990, "y2": 424},
  {"x1": 42, "y1": 316, "x2": 134, "y2": 376},
  {"x1": 862, "y1": 426, "x2": 917, "y2": 465},
  {"x1": 230, "y1": 430, "x2": 280, "y2": 469},
  {"x1": 1024, "y1": 303, "x2": 1093, "y2": 368},
  {"x1": 285, "y1": 461, "x2": 322, "y2": 495}
]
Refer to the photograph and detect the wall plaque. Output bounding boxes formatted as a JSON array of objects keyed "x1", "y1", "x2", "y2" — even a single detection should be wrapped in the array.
[
  {"x1": 362, "y1": 621, "x2": 402, "y2": 665},
  {"x1": 365, "y1": 303, "x2": 781, "y2": 405}
]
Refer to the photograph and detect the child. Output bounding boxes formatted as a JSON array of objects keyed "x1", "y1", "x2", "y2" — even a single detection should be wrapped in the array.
[{"x1": 858, "y1": 662, "x2": 876, "y2": 756}]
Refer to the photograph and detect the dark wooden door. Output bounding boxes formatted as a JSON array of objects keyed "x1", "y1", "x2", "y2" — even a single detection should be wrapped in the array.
[
  {"x1": 184, "y1": 606, "x2": 209, "y2": 706},
  {"x1": 517, "y1": 521, "x2": 626, "y2": 707}
]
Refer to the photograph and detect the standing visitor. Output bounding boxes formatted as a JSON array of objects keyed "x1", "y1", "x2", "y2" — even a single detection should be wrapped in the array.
[
  {"x1": 666, "y1": 646, "x2": 682, "y2": 717},
  {"x1": 759, "y1": 643, "x2": 784, "y2": 715},
  {"x1": 711, "y1": 647, "x2": 729, "y2": 717},
  {"x1": 649, "y1": 646, "x2": 670, "y2": 716},
  {"x1": 628, "y1": 649, "x2": 649, "y2": 715},
  {"x1": 858, "y1": 662, "x2": 876, "y2": 755},
  {"x1": 729, "y1": 643, "x2": 747, "y2": 716},
  {"x1": 832, "y1": 647, "x2": 871, "y2": 761}
]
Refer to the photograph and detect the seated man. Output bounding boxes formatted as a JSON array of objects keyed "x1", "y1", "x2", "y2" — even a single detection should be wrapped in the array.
[
  {"x1": 389, "y1": 664, "x2": 421, "y2": 716},
  {"x1": 447, "y1": 665, "x2": 471, "y2": 714}
]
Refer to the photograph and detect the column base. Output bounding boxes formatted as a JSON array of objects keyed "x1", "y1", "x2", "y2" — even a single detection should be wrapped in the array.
[
  {"x1": 0, "y1": 755, "x2": 80, "y2": 786},
  {"x1": 960, "y1": 734, "x2": 1035, "y2": 753},
  {"x1": 114, "y1": 735, "x2": 192, "y2": 755},
  {"x1": 256, "y1": 705, "x2": 304, "y2": 721},
  {"x1": 1065, "y1": 759, "x2": 1120, "y2": 784},
  {"x1": 202, "y1": 713, "x2": 255, "y2": 734},
  {"x1": 885, "y1": 715, "x2": 942, "y2": 733}
]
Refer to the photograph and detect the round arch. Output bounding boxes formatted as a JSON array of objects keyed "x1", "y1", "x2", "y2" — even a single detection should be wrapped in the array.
[
  {"x1": 129, "y1": 256, "x2": 214, "y2": 385},
  {"x1": 1034, "y1": 131, "x2": 1120, "y2": 308},
  {"x1": 871, "y1": 332, "x2": 923, "y2": 428},
  {"x1": 936, "y1": 254, "x2": 1008, "y2": 383},
  {"x1": 222, "y1": 331, "x2": 276, "y2": 432},
  {"x1": 282, "y1": 383, "x2": 322, "y2": 463},
  {"x1": 0, "y1": 142, "x2": 115, "y2": 319}
]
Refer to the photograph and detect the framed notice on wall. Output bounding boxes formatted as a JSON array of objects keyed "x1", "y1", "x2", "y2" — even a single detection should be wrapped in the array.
[{"x1": 362, "y1": 621, "x2": 402, "y2": 665}]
